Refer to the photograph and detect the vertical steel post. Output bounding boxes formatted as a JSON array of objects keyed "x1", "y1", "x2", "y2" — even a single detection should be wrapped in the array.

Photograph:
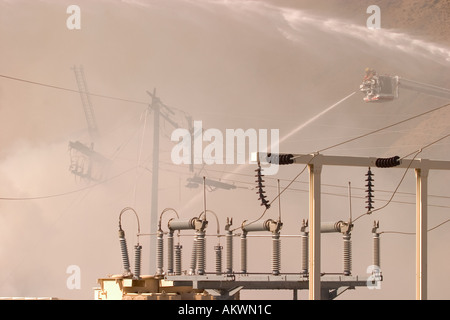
[
  {"x1": 150, "y1": 88, "x2": 160, "y2": 275},
  {"x1": 308, "y1": 160, "x2": 322, "y2": 300},
  {"x1": 415, "y1": 165, "x2": 428, "y2": 300}
]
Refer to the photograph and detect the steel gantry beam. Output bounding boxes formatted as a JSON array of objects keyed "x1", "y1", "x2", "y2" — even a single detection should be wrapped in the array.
[{"x1": 256, "y1": 152, "x2": 450, "y2": 300}]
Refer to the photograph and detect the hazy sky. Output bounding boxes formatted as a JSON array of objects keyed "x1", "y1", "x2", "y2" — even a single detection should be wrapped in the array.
[{"x1": 0, "y1": 0, "x2": 449, "y2": 300}]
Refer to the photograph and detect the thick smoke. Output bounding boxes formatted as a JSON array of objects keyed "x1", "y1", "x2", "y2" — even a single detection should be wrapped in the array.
[{"x1": 0, "y1": 0, "x2": 449, "y2": 300}]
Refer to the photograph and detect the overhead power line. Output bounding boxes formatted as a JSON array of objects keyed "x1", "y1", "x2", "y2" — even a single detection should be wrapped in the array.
[
  {"x1": 0, "y1": 166, "x2": 136, "y2": 201},
  {"x1": 0, "y1": 74, "x2": 149, "y2": 105},
  {"x1": 0, "y1": 73, "x2": 190, "y2": 117},
  {"x1": 2, "y1": 73, "x2": 449, "y2": 153},
  {"x1": 381, "y1": 219, "x2": 450, "y2": 235},
  {"x1": 352, "y1": 132, "x2": 450, "y2": 223},
  {"x1": 401, "y1": 132, "x2": 450, "y2": 159},
  {"x1": 2, "y1": 73, "x2": 450, "y2": 213},
  {"x1": 317, "y1": 102, "x2": 450, "y2": 154},
  {"x1": 168, "y1": 161, "x2": 450, "y2": 200}
]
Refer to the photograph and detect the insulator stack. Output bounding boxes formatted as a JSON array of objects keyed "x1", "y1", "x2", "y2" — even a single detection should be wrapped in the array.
[
  {"x1": 255, "y1": 165, "x2": 270, "y2": 209},
  {"x1": 241, "y1": 232, "x2": 248, "y2": 274},
  {"x1": 167, "y1": 231, "x2": 174, "y2": 275},
  {"x1": 174, "y1": 243, "x2": 182, "y2": 276},
  {"x1": 265, "y1": 153, "x2": 294, "y2": 165},
  {"x1": 321, "y1": 221, "x2": 347, "y2": 233},
  {"x1": 196, "y1": 231, "x2": 206, "y2": 275},
  {"x1": 272, "y1": 232, "x2": 281, "y2": 275},
  {"x1": 300, "y1": 220, "x2": 308, "y2": 275},
  {"x1": 189, "y1": 237, "x2": 197, "y2": 275},
  {"x1": 118, "y1": 229, "x2": 132, "y2": 277},
  {"x1": 373, "y1": 232, "x2": 380, "y2": 269},
  {"x1": 156, "y1": 230, "x2": 164, "y2": 276},
  {"x1": 215, "y1": 245, "x2": 223, "y2": 275},
  {"x1": 300, "y1": 231, "x2": 309, "y2": 275},
  {"x1": 365, "y1": 168, "x2": 375, "y2": 211},
  {"x1": 226, "y1": 229, "x2": 233, "y2": 274},
  {"x1": 168, "y1": 218, "x2": 198, "y2": 231},
  {"x1": 133, "y1": 244, "x2": 142, "y2": 279},
  {"x1": 343, "y1": 233, "x2": 352, "y2": 276},
  {"x1": 376, "y1": 156, "x2": 401, "y2": 168}
]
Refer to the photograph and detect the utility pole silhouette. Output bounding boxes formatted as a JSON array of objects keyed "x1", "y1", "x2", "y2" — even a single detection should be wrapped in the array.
[{"x1": 146, "y1": 89, "x2": 179, "y2": 274}]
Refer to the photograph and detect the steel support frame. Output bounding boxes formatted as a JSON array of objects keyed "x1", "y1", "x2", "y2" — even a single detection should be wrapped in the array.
[
  {"x1": 257, "y1": 152, "x2": 450, "y2": 300},
  {"x1": 415, "y1": 165, "x2": 428, "y2": 300},
  {"x1": 308, "y1": 161, "x2": 322, "y2": 300},
  {"x1": 164, "y1": 274, "x2": 370, "y2": 300}
]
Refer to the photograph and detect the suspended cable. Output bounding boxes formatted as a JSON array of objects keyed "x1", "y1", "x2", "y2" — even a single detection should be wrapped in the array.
[
  {"x1": 163, "y1": 160, "x2": 450, "y2": 200},
  {"x1": 134, "y1": 108, "x2": 150, "y2": 205},
  {"x1": 0, "y1": 74, "x2": 148, "y2": 105},
  {"x1": 380, "y1": 219, "x2": 450, "y2": 235},
  {"x1": 353, "y1": 150, "x2": 421, "y2": 223},
  {"x1": 5, "y1": 72, "x2": 447, "y2": 156},
  {"x1": 155, "y1": 162, "x2": 450, "y2": 209},
  {"x1": 108, "y1": 121, "x2": 143, "y2": 162},
  {"x1": 0, "y1": 166, "x2": 137, "y2": 201},
  {"x1": 231, "y1": 154, "x2": 315, "y2": 232},
  {"x1": 316, "y1": 102, "x2": 450, "y2": 154},
  {"x1": 0, "y1": 73, "x2": 190, "y2": 116},
  {"x1": 400, "y1": 132, "x2": 450, "y2": 160},
  {"x1": 353, "y1": 132, "x2": 450, "y2": 223}
]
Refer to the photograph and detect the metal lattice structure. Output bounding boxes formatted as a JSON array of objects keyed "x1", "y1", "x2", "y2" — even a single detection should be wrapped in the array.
[{"x1": 68, "y1": 65, "x2": 109, "y2": 182}]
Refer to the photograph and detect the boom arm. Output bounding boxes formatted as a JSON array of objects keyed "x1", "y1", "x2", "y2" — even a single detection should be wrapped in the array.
[
  {"x1": 360, "y1": 70, "x2": 450, "y2": 102},
  {"x1": 399, "y1": 78, "x2": 450, "y2": 100}
]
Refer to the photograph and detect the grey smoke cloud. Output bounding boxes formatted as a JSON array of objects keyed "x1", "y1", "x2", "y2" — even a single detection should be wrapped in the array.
[{"x1": 0, "y1": 0, "x2": 449, "y2": 300}]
